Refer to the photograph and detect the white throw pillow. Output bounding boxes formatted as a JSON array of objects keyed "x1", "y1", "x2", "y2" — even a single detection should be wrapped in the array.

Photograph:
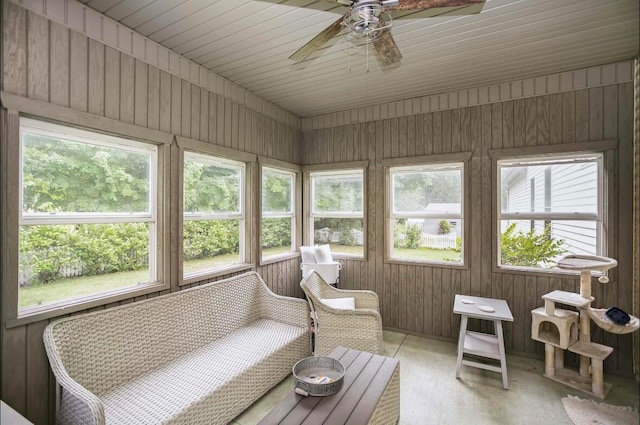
[
  {"x1": 300, "y1": 246, "x2": 317, "y2": 264},
  {"x1": 314, "y1": 244, "x2": 333, "y2": 264},
  {"x1": 322, "y1": 297, "x2": 355, "y2": 310}
]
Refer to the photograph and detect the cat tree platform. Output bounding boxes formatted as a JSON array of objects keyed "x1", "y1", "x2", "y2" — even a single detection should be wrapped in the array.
[{"x1": 530, "y1": 254, "x2": 638, "y2": 399}]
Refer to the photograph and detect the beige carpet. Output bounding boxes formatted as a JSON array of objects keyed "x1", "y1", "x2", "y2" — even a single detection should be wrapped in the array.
[{"x1": 562, "y1": 395, "x2": 639, "y2": 425}]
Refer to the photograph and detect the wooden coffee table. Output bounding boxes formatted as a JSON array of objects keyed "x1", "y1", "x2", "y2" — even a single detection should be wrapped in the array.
[{"x1": 257, "y1": 346, "x2": 400, "y2": 425}]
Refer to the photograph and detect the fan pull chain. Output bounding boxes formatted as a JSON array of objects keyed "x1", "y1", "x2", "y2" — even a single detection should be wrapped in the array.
[
  {"x1": 348, "y1": 44, "x2": 352, "y2": 71},
  {"x1": 366, "y1": 42, "x2": 370, "y2": 73}
]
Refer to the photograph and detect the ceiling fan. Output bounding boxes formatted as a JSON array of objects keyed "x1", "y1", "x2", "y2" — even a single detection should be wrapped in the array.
[{"x1": 256, "y1": 0, "x2": 485, "y2": 67}]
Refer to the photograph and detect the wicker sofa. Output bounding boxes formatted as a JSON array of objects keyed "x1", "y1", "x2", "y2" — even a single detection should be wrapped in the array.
[{"x1": 43, "y1": 271, "x2": 311, "y2": 425}]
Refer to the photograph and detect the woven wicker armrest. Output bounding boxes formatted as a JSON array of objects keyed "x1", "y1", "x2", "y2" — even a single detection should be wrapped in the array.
[
  {"x1": 43, "y1": 325, "x2": 106, "y2": 425},
  {"x1": 256, "y1": 274, "x2": 310, "y2": 328},
  {"x1": 314, "y1": 305, "x2": 383, "y2": 337},
  {"x1": 314, "y1": 308, "x2": 384, "y2": 355},
  {"x1": 315, "y1": 306, "x2": 383, "y2": 328}
]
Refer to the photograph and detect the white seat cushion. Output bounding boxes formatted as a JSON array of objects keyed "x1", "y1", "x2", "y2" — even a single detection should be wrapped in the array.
[
  {"x1": 101, "y1": 319, "x2": 307, "y2": 425},
  {"x1": 322, "y1": 297, "x2": 355, "y2": 310}
]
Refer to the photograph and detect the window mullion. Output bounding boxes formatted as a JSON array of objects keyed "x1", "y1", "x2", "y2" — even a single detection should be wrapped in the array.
[
  {"x1": 391, "y1": 213, "x2": 463, "y2": 220},
  {"x1": 21, "y1": 215, "x2": 153, "y2": 226},
  {"x1": 499, "y1": 213, "x2": 599, "y2": 221}
]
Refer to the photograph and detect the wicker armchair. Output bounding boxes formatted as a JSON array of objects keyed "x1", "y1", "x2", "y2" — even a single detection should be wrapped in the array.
[{"x1": 301, "y1": 270, "x2": 384, "y2": 356}]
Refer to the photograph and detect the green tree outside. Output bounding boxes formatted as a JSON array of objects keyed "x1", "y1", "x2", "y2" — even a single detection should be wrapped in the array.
[{"x1": 500, "y1": 223, "x2": 566, "y2": 268}]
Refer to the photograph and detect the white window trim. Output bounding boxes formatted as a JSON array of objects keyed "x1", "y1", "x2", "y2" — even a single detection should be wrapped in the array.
[
  {"x1": 16, "y1": 117, "x2": 163, "y2": 318},
  {"x1": 307, "y1": 167, "x2": 366, "y2": 259},
  {"x1": 182, "y1": 151, "x2": 247, "y2": 281},
  {"x1": 387, "y1": 162, "x2": 465, "y2": 266},
  {"x1": 496, "y1": 152, "x2": 605, "y2": 272},
  {"x1": 260, "y1": 166, "x2": 297, "y2": 262}
]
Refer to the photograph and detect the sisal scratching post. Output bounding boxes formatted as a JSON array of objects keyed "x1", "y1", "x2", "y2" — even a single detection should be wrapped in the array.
[{"x1": 545, "y1": 344, "x2": 555, "y2": 377}]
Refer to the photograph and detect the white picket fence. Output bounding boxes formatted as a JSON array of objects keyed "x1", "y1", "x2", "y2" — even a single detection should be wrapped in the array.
[
  {"x1": 421, "y1": 233, "x2": 457, "y2": 249},
  {"x1": 19, "y1": 259, "x2": 83, "y2": 285}
]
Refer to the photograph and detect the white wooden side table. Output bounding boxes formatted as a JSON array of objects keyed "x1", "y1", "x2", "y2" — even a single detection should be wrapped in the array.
[{"x1": 453, "y1": 294, "x2": 514, "y2": 389}]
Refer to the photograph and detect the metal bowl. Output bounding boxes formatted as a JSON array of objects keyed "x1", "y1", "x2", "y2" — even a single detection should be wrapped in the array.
[{"x1": 292, "y1": 356, "x2": 345, "y2": 397}]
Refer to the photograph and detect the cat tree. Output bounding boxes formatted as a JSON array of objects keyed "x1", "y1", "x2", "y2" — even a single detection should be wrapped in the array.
[{"x1": 531, "y1": 254, "x2": 639, "y2": 398}]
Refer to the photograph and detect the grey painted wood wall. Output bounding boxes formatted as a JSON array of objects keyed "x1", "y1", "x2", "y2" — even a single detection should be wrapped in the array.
[
  {"x1": 0, "y1": 2, "x2": 637, "y2": 424},
  {"x1": 0, "y1": 3, "x2": 302, "y2": 424},
  {"x1": 302, "y1": 82, "x2": 635, "y2": 379}
]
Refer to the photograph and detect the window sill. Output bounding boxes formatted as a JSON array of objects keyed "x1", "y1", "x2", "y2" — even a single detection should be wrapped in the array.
[
  {"x1": 492, "y1": 265, "x2": 600, "y2": 278},
  {"x1": 8, "y1": 281, "x2": 170, "y2": 329},
  {"x1": 385, "y1": 258, "x2": 467, "y2": 269},
  {"x1": 260, "y1": 252, "x2": 300, "y2": 266},
  {"x1": 180, "y1": 263, "x2": 254, "y2": 286},
  {"x1": 332, "y1": 254, "x2": 367, "y2": 262}
]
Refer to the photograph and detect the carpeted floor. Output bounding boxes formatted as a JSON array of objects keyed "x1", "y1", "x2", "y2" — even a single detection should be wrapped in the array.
[{"x1": 232, "y1": 331, "x2": 640, "y2": 425}]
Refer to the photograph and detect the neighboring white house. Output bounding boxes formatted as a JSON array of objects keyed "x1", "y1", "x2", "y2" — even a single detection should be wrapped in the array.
[
  {"x1": 501, "y1": 161, "x2": 599, "y2": 256},
  {"x1": 315, "y1": 227, "x2": 364, "y2": 245}
]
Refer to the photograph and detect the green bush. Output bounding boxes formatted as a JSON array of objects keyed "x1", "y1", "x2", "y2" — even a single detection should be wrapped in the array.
[
  {"x1": 19, "y1": 223, "x2": 149, "y2": 285},
  {"x1": 405, "y1": 224, "x2": 422, "y2": 249},
  {"x1": 183, "y1": 220, "x2": 239, "y2": 261},
  {"x1": 262, "y1": 218, "x2": 291, "y2": 249},
  {"x1": 20, "y1": 220, "x2": 245, "y2": 286},
  {"x1": 500, "y1": 223, "x2": 566, "y2": 268},
  {"x1": 19, "y1": 226, "x2": 75, "y2": 285},
  {"x1": 438, "y1": 220, "x2": 452, "y2": 235},
  {"x1": 339, "y1": 228, "x2": 357, "y2": 246},
  {"x1": 393, "y1": 222, "x2": 422, "y2": 249},
  {"x1": 74, "y1": 223, "x2": 149, "y2": 275},
  {"x1": 453, "y1": 237, "x2": 462, "y2": 253}
]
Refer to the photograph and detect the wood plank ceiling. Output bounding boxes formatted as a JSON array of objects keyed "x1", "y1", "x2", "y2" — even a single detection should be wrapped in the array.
[{"x1": 80, "y1": 0, "x2": 639, "y2": 117}]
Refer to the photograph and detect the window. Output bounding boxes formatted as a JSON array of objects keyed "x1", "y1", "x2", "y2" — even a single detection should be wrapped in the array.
[
  {"x1": 498, "y1": 154, "x2": 603, "y2": 270},
  {"x1": 262, "y1": 167, "x2": 295, "y2": 260},
  {"x1": 389, "y1": 163, "x2": 464, "y2": 264},
  {"x1": 310, "y1": 169, "x2": 364, "y2": 257},
  {"x1": 183, "y1": 152, "x2": 245, "y2": 277},
  {"x1": 19, "y1": 118, "x2": 159, "y2": 312}
]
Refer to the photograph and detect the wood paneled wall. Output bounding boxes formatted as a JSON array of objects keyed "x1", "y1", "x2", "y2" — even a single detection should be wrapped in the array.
[
  {"x1": 0, "y1": 3, "x2": 302, "y2": 424},
  {"x1": 303, "y1": 83, "x2": 635, "y2": 378}
]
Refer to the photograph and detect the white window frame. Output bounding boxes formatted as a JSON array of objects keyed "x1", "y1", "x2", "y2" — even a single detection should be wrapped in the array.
[
  {"x1": 261, "y1": 166, "x2": 296, "y2": 261},
  {"x1": 18, "y1": 117, "x2": 160, "y2": 315},
  {"x1": 308, "y1": 167, "x2": 366, "y2": 258},
  {"x1": 388, "y1": 162, "x2": 465, "y2": 266},
  {"x1": 496, "y1": 153, "x2": 604, "y2": 271},
  {"x1": 182, "y1": 151, "x2": 246, "y2": 280}
]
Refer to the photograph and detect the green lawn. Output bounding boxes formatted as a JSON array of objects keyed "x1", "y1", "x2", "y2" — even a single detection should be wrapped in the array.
[
  {"x1": 19, "y1": 269, "x2": 150, "y2": 308},
  {"x1": 182, "y1": 252, "x2": 241, "y2": 275},
  {"x1": 262, "y1": 246, "x2": 294, "y2": 259},
  {"x1": 393, "y1": 247, "x2": 461, "y2": 262},
  {"x1": 323, "y1": 244, "x2": 459, "y2": 263},
  {"x1": 20, "y1": 245, "x2": 460, "y2": 308},
  {"x1": 326, "y1": 244, "x2": 364, "y2": 256},
  {"x1": 21, "y1": 249, "x2": 301, "y2": 308},
  {"x1": 21, "y1": 253, "x2": 240, "y2": 308}
]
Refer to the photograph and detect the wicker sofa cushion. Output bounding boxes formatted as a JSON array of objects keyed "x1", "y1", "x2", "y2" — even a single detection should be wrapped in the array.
[{"x1": 101, "y1": 319, "x2": 307, "y2": 425}]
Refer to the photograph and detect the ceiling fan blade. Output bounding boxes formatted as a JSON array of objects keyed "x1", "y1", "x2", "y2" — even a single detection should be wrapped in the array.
[
  {"x1": 373, "y1": 30, "x2": 403, "y2": 67},
  {"x1": 253, "y1": 0, "x2": 351, "y2": 9},
  {"x1": 389, "y1": 0, "x2": 484, "y2": 12},
  {"x1": 289, "y1": 16, "x2": 345, "y2": 62}
]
